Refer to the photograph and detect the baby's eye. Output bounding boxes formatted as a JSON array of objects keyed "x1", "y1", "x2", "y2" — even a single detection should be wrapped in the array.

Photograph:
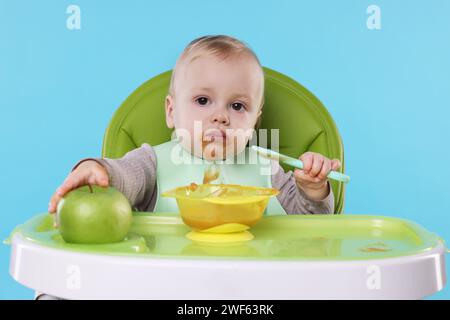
[
  {"x1": 195, "y1": 97, "x2": 209, "y2": 106},
  {"x1": 230, "y1": 102, "x2": 246, "y2": 112}
]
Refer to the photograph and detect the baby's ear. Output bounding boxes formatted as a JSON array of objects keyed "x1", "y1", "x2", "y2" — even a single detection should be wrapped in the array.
[{"x1": 165, "y1": 94, "x2": 175, "y2": 129}]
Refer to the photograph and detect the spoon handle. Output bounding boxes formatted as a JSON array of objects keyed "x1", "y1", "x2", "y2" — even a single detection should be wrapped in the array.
[{"x1": 252, "y1": 146, "x2": 350, "y2": 184}]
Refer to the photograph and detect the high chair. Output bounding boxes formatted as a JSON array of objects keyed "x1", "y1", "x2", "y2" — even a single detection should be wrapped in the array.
[{"x1": 5, "y1": 68, "x2": 446, "y2": 299}]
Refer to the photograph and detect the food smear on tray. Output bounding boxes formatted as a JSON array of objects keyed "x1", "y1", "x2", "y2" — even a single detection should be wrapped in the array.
[{"x1": 359, "y1": 242, "x2": 392, "y2": 253}]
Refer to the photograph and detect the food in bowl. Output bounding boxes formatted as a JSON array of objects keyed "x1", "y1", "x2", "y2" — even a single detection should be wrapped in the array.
[{"x1": 161, "y1": 184, "x2": 279, "y2": 230}]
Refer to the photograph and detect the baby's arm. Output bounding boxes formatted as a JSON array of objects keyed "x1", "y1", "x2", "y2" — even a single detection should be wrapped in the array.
[
  {"x1": 71, "y1": 143, "x2": 157, "y2": 211},
  {"x1": 271, "y1": 160, "x2": 335, "y2": 214}
]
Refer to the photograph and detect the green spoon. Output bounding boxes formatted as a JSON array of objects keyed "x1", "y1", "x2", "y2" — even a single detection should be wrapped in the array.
[{"x1": 251, "y1": 145, "x2": 350, "y2": 184}]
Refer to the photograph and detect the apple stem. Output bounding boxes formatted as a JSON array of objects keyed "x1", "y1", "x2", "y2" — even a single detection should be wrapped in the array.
[{"x1": 88, "y1": 184, "x2": 93, "y2": 193}]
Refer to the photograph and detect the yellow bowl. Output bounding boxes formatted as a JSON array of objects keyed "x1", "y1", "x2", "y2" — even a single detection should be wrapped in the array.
[{"x1": 161, "y1": 184, "x2": 279, "y2": 230}]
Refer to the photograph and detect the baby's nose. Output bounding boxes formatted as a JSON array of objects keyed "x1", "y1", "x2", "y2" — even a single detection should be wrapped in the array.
[{"x1": 211, "y1": 112, "x2": 230, "y2": 125}]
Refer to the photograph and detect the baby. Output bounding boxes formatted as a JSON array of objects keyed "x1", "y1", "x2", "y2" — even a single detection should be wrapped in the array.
[
  {"x1": 38, "y1": 35, "x2": 341, "y2": 300},
  {"x1": 48, "y1": 35, "x2": 341, "y2": 218}
]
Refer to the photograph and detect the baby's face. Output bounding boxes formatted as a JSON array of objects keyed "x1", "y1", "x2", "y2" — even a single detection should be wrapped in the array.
[{"x1": 165, "y1": 53, "x2": 263, "y2": 161}]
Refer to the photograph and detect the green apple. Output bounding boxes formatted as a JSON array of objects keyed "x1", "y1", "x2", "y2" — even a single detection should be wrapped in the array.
[{"x1": 56, "y1": 185, "x2": 132, "y2": 244}]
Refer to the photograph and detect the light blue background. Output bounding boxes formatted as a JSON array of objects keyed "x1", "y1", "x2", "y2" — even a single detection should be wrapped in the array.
[{"x1": 1, "y1": 0, "x2": 449, "y2": 299}]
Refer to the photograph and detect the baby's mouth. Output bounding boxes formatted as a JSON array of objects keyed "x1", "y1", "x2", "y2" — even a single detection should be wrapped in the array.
[
  {"x1": 203, "y1": 130, "x2": 227, "y2": 143},
  {"x1": 203, "y1": 135, "x2": 223, "y2": 142}
]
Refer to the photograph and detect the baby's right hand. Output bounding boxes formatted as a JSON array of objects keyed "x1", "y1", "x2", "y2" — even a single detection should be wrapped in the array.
[{"x1": 48, "y1": 160, "x2": 109, "y2": 214}]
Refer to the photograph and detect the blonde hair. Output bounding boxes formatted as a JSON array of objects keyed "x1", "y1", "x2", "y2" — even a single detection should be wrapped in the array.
[{"x1": 169, "y1": 35, "x2": 265, "y2": 129}]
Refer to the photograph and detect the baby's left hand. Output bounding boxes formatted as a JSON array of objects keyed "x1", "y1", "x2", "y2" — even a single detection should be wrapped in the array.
[{"x1": 294, "y1": 152, "x2": 341, "y2": 200}]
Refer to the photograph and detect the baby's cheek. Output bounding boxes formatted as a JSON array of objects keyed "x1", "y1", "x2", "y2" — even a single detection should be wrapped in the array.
[
  {"x1": 224, "y1": 136, "x2": 243, "y2": 157},
  {"x1": 233, "y1": 136, "x2": 247, "y2": 151}
]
